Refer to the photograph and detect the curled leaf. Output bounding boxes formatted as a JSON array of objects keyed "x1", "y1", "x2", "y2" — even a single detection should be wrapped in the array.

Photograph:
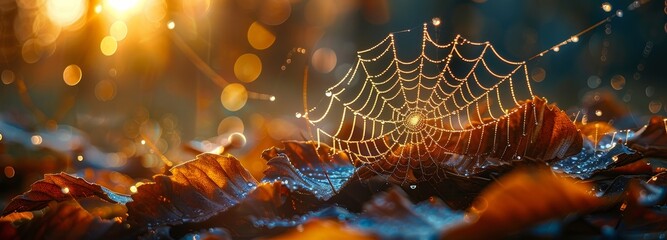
[
  {"x1": 628, "y1": 116, "x2": 667, "y2": 158},
  {"x1": 442, "y1": 168, "x2": 605, "y2": 239},
  {"x1": 169, "y1": 181, "x2": 324, "y2": 239},
  {"x1": 12, "y1": 201, "x2": 129, "y2": 240},
  {"x1": 261, "y1": 141, "x2": 355, "y2": 200},
  {"x1": 2, "y1": 173, "x2": 131, "y2": 216},
  {"x1": 126, "y1": 153, "x2": 258, "y2": 227}
]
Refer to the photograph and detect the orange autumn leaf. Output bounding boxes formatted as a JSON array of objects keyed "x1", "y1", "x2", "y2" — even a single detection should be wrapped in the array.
[
  {"x1": 2, "y1": 173, "x2": 130, "y2": 216},
  {"x1": 442, "y1": 168, "x2": 606, "y2": 239},
  {"x1": 126, "y1": 153, "x2": 259, "y2": 226},
  {"x1": 269, "y1": 220, "x2": 375, "y2": 240}
]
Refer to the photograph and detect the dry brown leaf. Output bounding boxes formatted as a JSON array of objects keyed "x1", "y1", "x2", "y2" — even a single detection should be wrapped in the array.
[
  {"x1": 442, "y1": 168, "x2": 605, "y2": 239},
  {"x1": 628, "y1": 116, "x2": 667, "y2": 158},
  {"x1": 12, "y1": 201, "x2": 128, "y2": 240},
  {"x1": 126, "y1": 153, "x2": 258, "y2": 227},
  {"x1": 2, "y1": 173, "x2": 130, "y2": 216}
]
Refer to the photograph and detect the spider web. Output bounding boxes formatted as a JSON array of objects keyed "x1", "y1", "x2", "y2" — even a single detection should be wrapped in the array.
[{"x1": 300, "y1": 23, "x2": 538, "y2": 182}]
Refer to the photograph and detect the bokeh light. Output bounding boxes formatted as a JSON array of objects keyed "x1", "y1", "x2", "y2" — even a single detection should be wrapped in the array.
[
  {"x1": 4, "y1": 166, "x2": 15, "y2": 178},
  {"x1": 21, "y1": 39, "x2": 41, "y2": 63},
  {"x1": 530, "y1": 67, "x2": 546, "y2": 82},
  {"x1": 220, "y1": 83, "x2": 248, "y2": 111},
  {"x1": 234, "y1": 53, "x2": 262, "y2": 83},
  {"x1": 248, "y1": 22, "x2": 276, "y2": 50},
  {"x1": 1, "y1": 70, "x2": 15, "y2": 85},
  {"x1": 31, "y1": 135, "x2": 43, "y2": 145},
  {"x1": 167, "y1": 20, "x2": 175, "y2": 29},
  {"x1": 587, "y1": 76, "x2": 601, "y2": 88},
  {"x1": 110, "y1": 21, "x2": 128, "y2": 41},
  {"x1": 95, "y1": 80, "x2": 117, "y2": 101},
  {"x1": 226, "y1": 132, "x2": 247, "y2": 148},
  {"x1": 649, "y1": 101, "x2": 663, "y2": 114},
  {"x1": 63, "y1": 64, "x2": 82, "y2": 86},
  {"x1": 432, "y1": 17, "x2": 441, "y2": 26},
  {"x1": 218, "y1": 116, "x2": 245, "y2": 135},
  {"x1": 100, "y1": 36, "x2": 118, "y2": 56},
  {"x1": 46, "y1": 0, "x2": 87, "y2": 27},
  {"x1": 311, "y1": 48, "x2": 337, "y2": 73},
  {"x1": 610, "y1": 75, "x2": 626, "y2": 90}
]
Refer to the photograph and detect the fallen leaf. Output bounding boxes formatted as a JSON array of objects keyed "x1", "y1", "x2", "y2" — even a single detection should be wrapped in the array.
[
  {"x1": 2, "y1": 173, "x2": 131, "y2": 216},
  {"x1": 261, "y1": 141, "x2": 355, "y2": 200},
  {"x1": 442, "y1": 168, "x2": 605, "y2": 239},
  {"x1": 349, "y1": 187, "x2": 464, "y2": 239},
  {"x1": 126, "y1": 153, "x2": 258, "y2": 227},
  {"x1": 628, "y1": 116, "x2": 667, "y2": 158},
  {"x1": 551, "y1": 137, "x2": 640, "y2": 179},
  {"x1": 169, "y1": 181, "x2": 330, "y2": 239},
  {"x1": 12, "y1": 201, "x2": 130, "y2": 240},
  {"x1": 552, "y1": 116, "x2": 667, "y2": 179}
]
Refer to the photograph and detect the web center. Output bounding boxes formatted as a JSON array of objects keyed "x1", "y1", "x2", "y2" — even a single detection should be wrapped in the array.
[{"x1": 404, "y1": 112, "x2": 425, "y2": 131}]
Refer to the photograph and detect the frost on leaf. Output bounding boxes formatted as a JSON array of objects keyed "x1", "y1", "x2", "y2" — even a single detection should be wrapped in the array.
[
  {"x1": 2, "y1": 173, "x2": 131, "y2": 216},
  {"x1": 552, "y1": 116, "x2": 667, "y2": 179},
  {"x1": 123, "y1": 143, "x2": 357, "y2": 237},
  {"x1": 185, "y1": 182, "x2": 325, "y2": 238},
  {"x1": 166, "y1": 142, "x2": 357, "y2": 238},
  {"x1": 348, "y1": 187, "x2": 464, "y2": 239},
  {"x1": 261, "y1": 141, "x2": 356, "y2": 200},
  {"x1": 126, "y1": 153, "x2": 258, "y2": 227}
]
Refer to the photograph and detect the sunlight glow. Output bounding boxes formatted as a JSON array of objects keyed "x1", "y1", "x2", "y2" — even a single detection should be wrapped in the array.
[
  {"x1": 105, "y1": 0, "x2": 143, "y2": 18},
  {"x1": 46, "y1": 0, "x2": 87, "y2": 27}
]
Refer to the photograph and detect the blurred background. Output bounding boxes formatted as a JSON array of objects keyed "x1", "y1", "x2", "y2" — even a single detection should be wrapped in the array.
[{"x1": 0, "y1": 0, "x2": 665, "y2": 204}]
